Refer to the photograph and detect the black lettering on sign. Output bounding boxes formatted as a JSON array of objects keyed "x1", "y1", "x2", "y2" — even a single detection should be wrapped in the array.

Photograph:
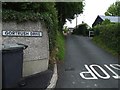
[{"x1": 2, "y1": 30, "x2": 42, "y2": 37}]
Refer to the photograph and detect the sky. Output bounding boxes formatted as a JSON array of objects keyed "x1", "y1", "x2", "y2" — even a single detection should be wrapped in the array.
[{"x1": 64, "y1": 0, "x2": 118, "y2": 28}]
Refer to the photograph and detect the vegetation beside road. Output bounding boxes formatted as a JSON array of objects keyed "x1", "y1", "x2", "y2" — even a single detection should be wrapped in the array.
[
  {"x1": 49, "y1": 30, "x2": 65, "y2": 68},
  {"x1": 93, "y1": 23, "x2": 120, "y2": 57},
  {"x1": 56, "y1": 31, "x2": 65, "y2": 61},
  {"x1": 93, "y1": 1, "x2": 120, "y2": 58},
  {"x1": 72, "y1": 23, "x2": 89, "y2": 36},
  {"x1": 2, "y1": 2, "x2": 84, "y2": 62}
]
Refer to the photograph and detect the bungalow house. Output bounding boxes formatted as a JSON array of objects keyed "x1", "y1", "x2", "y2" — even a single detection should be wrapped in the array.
[{"x1": 92, "y1": 15, "x2": 120, "y2": 27}]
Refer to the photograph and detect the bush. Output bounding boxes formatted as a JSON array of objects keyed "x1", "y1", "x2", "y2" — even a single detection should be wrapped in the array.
[
  {"x1": 72, "y1": 23, "x2": 89, "y2": 36},
  {"x1": 93, "y1": 23, "x2": 120, "y2": 55}
]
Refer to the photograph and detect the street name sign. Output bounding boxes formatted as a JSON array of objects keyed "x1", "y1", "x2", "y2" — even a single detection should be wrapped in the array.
[{"x1": 2, "y1": 30, "x2": 42, "y2": 37}]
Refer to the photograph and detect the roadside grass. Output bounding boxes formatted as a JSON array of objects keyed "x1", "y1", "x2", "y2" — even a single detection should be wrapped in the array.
[
  {"x1": 56, "y1": 31, "x2": 65, "y2": 61},
  {"x1": 49, "y1": 31, "x2": 65, "y2": 69},
  {"x1": 92, "y1": 36, "x2": 117, "y2": 56}
]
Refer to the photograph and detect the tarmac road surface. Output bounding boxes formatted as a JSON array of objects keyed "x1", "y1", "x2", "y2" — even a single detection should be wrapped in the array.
[{"x1": 56, "y1": 35, "x2": 120, "y2": 89}]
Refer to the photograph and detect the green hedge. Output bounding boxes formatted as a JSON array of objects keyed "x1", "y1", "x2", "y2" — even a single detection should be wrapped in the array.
[{"x1": 93, "y1": 23, "x2": 120, "y2": 55}]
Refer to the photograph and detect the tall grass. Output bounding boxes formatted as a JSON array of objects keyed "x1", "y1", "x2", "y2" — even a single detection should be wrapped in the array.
[{"x1": 56, "y1": 31, "x2": 65, "y2": 61}]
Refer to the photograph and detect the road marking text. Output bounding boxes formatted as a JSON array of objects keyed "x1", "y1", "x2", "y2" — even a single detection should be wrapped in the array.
[{"x1": 80, "y1": 64, "x2": 120, "y2": 79}]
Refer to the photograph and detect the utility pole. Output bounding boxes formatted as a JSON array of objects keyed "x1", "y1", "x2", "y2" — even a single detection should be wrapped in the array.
[{"x1": 76, "y1": 14, "x2": 78, "y2": 29}]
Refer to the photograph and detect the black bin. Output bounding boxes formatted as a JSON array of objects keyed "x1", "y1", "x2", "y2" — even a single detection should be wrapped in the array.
[{"x1": 2, "y1": 43, "x2": 28, "y2": 88}]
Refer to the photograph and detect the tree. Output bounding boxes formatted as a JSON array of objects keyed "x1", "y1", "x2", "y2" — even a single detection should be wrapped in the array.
[
  {"x1": 72, "y1": 23, "x2": 89, "y2": 36},
  {"x1": 55, "y1": 2, "x2": 84, "y2": 29},
  {"x1": 105, "y1": 1, "x2": 120, "y2": 16},
  {"x1": 3, "y1": 2, "x2": 84, "y2": 31}
]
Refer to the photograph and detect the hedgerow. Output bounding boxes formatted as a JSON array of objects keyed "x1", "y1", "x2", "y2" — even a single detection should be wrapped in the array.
[{"x1": 93, "y1": 23, "x2": 120, "y2": 55}]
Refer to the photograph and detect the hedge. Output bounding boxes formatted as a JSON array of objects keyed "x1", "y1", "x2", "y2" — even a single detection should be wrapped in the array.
[{"x1": 93, "y1": 23, "x2": 120, "y2": 55}]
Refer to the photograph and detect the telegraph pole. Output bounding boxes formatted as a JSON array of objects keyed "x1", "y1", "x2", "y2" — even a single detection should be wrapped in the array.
[{"x1": 76, "y1": 14, "x2": 78, "y2": 29}]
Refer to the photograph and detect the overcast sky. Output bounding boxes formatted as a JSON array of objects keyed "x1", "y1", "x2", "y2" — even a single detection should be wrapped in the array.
[{"x1": 65, "y1": 0, "x2": 118, "y2": 28}]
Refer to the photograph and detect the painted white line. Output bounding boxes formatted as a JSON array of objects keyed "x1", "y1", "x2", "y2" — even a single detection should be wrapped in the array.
[{"x1": 46, "y1": 63, "x2": 58, "y2": 89}]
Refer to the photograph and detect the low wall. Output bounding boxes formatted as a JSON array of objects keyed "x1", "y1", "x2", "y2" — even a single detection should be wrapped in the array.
[{"x1": 2, "y1": 21, "x2": 49, "y2": 77}]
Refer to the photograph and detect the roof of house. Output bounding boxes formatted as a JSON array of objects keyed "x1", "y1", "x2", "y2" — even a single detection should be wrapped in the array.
[{"x1": 99, "y1": 15, "x2": 120, "y2": 23}]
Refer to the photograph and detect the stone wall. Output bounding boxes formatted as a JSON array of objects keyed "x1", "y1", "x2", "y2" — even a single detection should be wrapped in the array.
[{"x1": 2, "y1": 21, "x2": 49, "y2": 77}]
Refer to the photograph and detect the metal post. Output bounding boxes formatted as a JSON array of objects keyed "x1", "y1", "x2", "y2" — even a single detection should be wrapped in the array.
[{"x1": 76, "y1": 14, "x2": 78, "y2": 29}]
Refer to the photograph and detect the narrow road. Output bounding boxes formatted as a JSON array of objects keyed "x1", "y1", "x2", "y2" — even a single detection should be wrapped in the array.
[{"x1": 56, "y1": 35, "x2": 119, "y2": 89}]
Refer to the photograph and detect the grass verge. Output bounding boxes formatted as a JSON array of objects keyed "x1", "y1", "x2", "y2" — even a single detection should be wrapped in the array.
[
  {"x1": 56, "y1": 31, "x2": 65, "y2": 61},
  {"x1": 49, "y1": 30, "x2": 65, "y2": 68}
]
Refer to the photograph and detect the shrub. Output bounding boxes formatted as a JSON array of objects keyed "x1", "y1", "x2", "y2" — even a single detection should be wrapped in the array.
[
  {"x1": 93, "y1": 23, "x2": 120, "y2": 55},
  {"x1": 72, "y1": 23, "x2": 89, "y2": 36}
]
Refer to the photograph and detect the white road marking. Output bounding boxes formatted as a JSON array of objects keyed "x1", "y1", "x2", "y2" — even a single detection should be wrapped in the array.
[
  {"x1": 80, "y1": 65, "x2": 98, "y2": 79},
  {"x1": 80, "y1": 64, "x2": 120, "y2": 79},
  {"x1": 105, "y1": 64, "x2": 120, "y2": 79},
  {"x1": 90, "y1": 64, "x2": 110, "y2": 79},
  {"x1": 110, "y1": 64, "x2": 120, "y2": 70}
]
